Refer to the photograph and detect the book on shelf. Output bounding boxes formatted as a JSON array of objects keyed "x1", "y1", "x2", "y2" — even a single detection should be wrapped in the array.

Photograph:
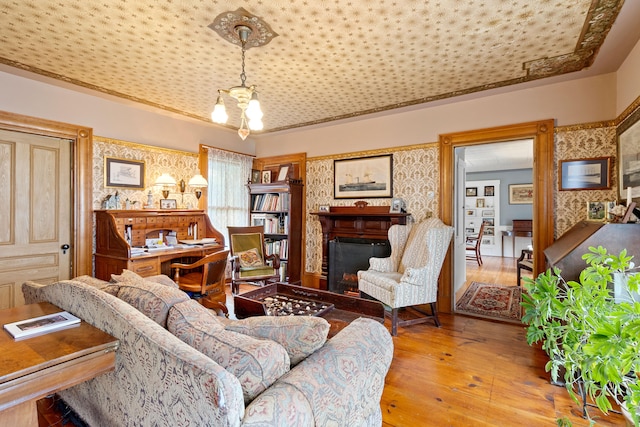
[{"x1": 4, "y1": 311, "x2": 81, "y2": 340}]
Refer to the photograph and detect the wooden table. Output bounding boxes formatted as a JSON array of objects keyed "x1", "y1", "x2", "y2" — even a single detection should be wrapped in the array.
[{"x1": 0, "y1": 302, "x2": 119, "y2": 426}]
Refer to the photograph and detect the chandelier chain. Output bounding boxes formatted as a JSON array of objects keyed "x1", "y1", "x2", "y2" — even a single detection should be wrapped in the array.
[{"x1": 240, "y1": 42, "x2": 247, "y2": 87}]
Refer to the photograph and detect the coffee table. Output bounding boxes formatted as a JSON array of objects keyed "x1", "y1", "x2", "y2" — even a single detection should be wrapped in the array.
[{"x1": 234, "y1": 283, "x2": 385, "y2": 337}]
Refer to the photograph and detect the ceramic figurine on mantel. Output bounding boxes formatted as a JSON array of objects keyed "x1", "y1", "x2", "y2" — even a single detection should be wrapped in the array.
[{"x1": 144, "y1": 190, "x2": 154, "y2": 209}]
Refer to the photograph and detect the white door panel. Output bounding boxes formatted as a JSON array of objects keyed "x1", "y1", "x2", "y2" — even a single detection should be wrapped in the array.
[{"x1": 0, "y1": 129, "x2": 71, "y2": 308}]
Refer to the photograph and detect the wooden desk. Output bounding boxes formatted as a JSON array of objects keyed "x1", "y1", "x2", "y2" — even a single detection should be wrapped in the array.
[
  {"x1": 501, "y1": 230, "x2": 533, "y2": 257},
  {"x1": 0, "y1": 302, "x2": 118, "y2": 426},
  {"x1": 94, "y1": 209, "x2": 226, "y2": 280},
  {"x1": 95, "y1": 244, "x2": 225, "y2": 280}
]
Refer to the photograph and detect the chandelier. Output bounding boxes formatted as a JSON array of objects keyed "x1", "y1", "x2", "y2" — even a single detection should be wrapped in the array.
[{"x1": 209, "y1": 9, "x2": 277, "y2": 140}]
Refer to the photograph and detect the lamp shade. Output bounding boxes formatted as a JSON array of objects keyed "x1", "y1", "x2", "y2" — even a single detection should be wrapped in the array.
[
  {"x1": 188, "y1": 174, "x2": 209, "y2": 187},
  {"x1": 154, "y1": 173, "x2": 176, "y2": 186}
]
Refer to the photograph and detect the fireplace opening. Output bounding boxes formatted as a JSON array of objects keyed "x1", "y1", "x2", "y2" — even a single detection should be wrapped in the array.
[{"x1": 328, "y1": 237, "x2": 391, "y2": 295}]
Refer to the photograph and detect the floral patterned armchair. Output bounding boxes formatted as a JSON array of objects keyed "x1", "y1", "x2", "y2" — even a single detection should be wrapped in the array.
[{"x1": 358, "y1": 218, "x2": 453, "y2": 336}]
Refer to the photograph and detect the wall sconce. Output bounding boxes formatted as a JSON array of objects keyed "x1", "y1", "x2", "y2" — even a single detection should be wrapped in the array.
[
  {"x1": 154, "y1": 173, "x2": 176, "y2": 199},
  {"x1": 188, "y1": 174, "x2": 209, "y2": 200}
]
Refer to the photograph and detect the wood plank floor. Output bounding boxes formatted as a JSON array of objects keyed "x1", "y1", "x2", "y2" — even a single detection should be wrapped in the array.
[{"x1": 39, "y1": 275, "x2": 626, "y2": 426}]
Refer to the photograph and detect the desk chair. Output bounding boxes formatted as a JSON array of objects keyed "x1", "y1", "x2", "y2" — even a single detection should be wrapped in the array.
[
  {"x1": 228, "y1": 226, "x2": 281, "y2": 294},
  {"x1": 465, "y1": 222, "x2": 486, "y2": 266},
  {"x1": 517, "y1": 248, "x2": 533, "y2": 286},
  {"x1": 170, "y1": 249, "x2": 230, "y2": 316}
]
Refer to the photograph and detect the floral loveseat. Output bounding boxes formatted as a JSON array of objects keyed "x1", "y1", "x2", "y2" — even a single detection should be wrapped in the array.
[{"x1": 23, "y1": 272, "x2": 393, "y2": 426}]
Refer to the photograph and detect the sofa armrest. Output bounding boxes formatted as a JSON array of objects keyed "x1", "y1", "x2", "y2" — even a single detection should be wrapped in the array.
[
  {"x1": 244, "y1": 317, "x2": 393, "y2": 426},
  {"x1": 22, "y1": 280, "x2": 245, "y2": 426}
]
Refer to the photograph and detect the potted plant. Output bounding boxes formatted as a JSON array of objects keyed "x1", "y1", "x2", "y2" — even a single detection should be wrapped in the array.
[{"x1": 521, "y1": 246, "x2": 640, "y2": 426}]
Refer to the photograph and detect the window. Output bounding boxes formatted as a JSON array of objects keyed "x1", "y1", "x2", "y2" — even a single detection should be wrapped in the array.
[{"x1": 205, "y1": 147, "x2": 253, "y2": 243}]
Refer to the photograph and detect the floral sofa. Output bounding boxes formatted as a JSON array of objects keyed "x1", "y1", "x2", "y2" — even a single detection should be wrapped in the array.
[{"x1": 22, "y1": 272, "x2": 393, "y2": 427}]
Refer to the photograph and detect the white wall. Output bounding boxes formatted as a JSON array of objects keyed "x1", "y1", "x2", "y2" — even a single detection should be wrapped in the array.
[
  {"x1": 0, "y1": 67, "x2": 254, "y2": 155},
  {"x1": 255, "y1": 72, "x2": 618, "y2": 158},
  {"x1": 616, "y1": 38, "x2": 640, "y2": 115}
]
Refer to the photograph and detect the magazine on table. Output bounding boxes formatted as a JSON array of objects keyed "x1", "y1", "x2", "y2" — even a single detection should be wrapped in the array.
[{"x1": 4, "y1": 311, "x2": 81, "y2": 340}]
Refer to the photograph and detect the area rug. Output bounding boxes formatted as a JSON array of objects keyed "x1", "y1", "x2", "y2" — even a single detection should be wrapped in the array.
[{"x1": 455, "y1": 282, "x2": 522, "y2": 322}]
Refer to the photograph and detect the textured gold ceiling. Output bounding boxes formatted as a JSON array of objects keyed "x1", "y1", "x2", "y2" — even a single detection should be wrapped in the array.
[{"x1": 0, "y1": 0, "x2": 626, "y2": 134}]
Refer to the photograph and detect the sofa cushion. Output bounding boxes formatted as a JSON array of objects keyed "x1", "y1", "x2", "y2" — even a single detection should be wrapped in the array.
[
  {"x1": 168, "y1": 300, "x2": 290, "y2": 404},
  {"x1": 221, "y1": 316, "x2": 330, "y2": 366},
  {"x1": 115, "y1": 274, "x2": 189, "y2": 327},
  {"x1": 108, "y1": 269, "x2": 182, "y2": 299},
  {"x1": 71, "y1": 275, "x2": 110, "y2": 289},
  {"x1": 111, "y1": 269, "x2": 179, "y2": 288}
]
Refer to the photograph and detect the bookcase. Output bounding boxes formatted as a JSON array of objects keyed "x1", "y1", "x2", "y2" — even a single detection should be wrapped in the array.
[
  {"x1": 464, "y1": 179, "x2": 501, "y2": 257},
  {"x1": 248, "y1": 180, "x2": 303, "y2": 283}
]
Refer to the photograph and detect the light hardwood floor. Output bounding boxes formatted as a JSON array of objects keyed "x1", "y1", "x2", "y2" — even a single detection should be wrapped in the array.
[{"x1": 457, "y1": 254, "x2": 531, "y2": 300}]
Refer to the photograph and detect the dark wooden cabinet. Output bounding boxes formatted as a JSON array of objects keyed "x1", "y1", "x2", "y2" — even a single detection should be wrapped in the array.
[
  {"x1": 94, "y1": 209, "x2": 225, "y2": 280},
  {"x1": 544, "y1": 221, "x2": 640, "y2": 282},
  {"x1": 248, "y1": 181, "x2": 303, "y2": 283},
  {"x1": 311, "y1": 205, "x2": 410, "y2": 290}
]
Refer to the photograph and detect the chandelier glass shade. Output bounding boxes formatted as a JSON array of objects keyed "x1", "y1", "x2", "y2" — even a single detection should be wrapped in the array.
[{"x1": 211, "y1": 25, "x2": 264, "y2": 140}]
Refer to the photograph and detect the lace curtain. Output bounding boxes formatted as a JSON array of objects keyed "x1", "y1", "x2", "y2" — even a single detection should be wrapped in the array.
[{"x1": 205, "y1": 147, "x2": 253, "y2": 244}]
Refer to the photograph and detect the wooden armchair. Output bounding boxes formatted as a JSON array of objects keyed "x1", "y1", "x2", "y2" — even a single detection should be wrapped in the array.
[
  {"x1": 227, "y1": 226, "x2": 281, "y2": 294},
  {"x1": 517, "y1": 248, "x2": 534, "y2": 286},
  {"x1": 465, "y1": 221, "x2": 486, "y2": 266},
  {"x1": 170, "y1": 249, "x2": 230, "y2": 316}
]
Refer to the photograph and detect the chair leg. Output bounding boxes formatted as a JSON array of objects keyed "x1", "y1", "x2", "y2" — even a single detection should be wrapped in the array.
[
  {"x1": 476, "y1": 247, "x2": 482, "y2": 266},
  {"x1": 430, "y1": 302, "x2": 441, "y2": 327},
  {"x1": 517, "y1": 266, "x2": 522, "y2": 287},
  {"x1": 390, "y1": 308, "x2": 399, "y2": 336}
]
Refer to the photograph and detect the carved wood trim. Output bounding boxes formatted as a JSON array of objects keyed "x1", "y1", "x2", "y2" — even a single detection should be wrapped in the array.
[
  {"x1": 439, "y1": 119, "x2": 555, "y2": 313},
  {"x1": 0, "y1": 110, "x2": 93, "y2": 276}
]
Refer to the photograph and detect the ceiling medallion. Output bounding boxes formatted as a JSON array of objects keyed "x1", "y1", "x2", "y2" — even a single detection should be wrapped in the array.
[{"x1": 208, "y1": 7, "x2": 278, "y2": 49}]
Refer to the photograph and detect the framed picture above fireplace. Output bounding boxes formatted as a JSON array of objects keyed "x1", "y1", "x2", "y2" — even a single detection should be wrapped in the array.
[{"x1": 333, "y1": 154, "x2": 393, "y2": 199}]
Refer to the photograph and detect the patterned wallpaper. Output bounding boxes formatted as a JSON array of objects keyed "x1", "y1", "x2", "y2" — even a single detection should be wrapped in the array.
[
  {"x1": 93, "y1": 137, "x2": 200, "y2": 210},
  {"x1": 554, "y1": 125, "x2": 618, "y2": 238},
  {"x1": 305, "y1": 145, "x2": 440, "y2": 274},
  {"x1": 93, "y1": 125, "x2": 622, "y2": 276},
  {"x1": 303, "y1": 125, "x2": 622, "y2": 275}
]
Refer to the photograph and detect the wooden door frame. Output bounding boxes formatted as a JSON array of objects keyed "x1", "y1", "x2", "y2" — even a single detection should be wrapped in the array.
[
  {"x1": 439, "y1": 120, "x2": 555, "y2": 313},
  {"x1": 0, "y1": 110, "x2": 93, "y2": 277}
]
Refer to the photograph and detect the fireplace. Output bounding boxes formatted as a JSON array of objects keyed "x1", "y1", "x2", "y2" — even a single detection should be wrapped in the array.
[
  {"x1": 311, "y1": 203, "x2": 409, "y2": 290},
  {"x1": 328, "y1": 237, "x2": 391, "y2": 294}
]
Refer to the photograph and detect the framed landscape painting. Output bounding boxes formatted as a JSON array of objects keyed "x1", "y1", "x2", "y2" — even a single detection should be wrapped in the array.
[
  {"x1": 509, "y1": 183, "x2": 533, "y2": 204},
  {"x1": 618, "y1": 107, "x2": 640, "y2": 199},
  {"x1": 104, "y1": 157, "x2": 145, "y2": 189},
  {"x1": 334, "y1": 154, "x2": 393, "y2": 199},
  {"x1": 559, "y1": 157, "x2": 611, "y2": 190}
]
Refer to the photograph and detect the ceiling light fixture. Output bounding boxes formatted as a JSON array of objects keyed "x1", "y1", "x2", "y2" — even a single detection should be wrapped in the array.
[{"x1": 209, "y1": 8, "x2": 277, "y2": 141}]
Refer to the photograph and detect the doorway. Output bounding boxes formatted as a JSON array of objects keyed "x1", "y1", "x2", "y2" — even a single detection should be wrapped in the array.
[
  {"x1": 438, "y1": 120, "x2": 555, "y2": 314},
  {"x1": 0, "y1": 110, "x2": 93, "y2": 307},
  {"x1": 453, "y1": 141, "x2": 534, "y2": 320}
]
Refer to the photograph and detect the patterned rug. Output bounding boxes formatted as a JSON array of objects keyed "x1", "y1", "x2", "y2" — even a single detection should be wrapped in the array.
[{"x1": 455, "y1": 282, "x2": 522, "y2": 322}]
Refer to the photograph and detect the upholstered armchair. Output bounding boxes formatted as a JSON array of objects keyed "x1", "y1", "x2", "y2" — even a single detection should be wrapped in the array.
[
  {"x1": 357, "y1": 218, "x2": 454, "y2": 336},
  {"x1": 228, "y1": 226, "x2": 281, "y2": 294}
]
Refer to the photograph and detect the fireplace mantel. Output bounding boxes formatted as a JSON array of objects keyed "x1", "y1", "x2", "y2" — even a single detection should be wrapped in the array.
[{"x1": 311, "y1": 206, "x2": 410, "y2": 290}]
